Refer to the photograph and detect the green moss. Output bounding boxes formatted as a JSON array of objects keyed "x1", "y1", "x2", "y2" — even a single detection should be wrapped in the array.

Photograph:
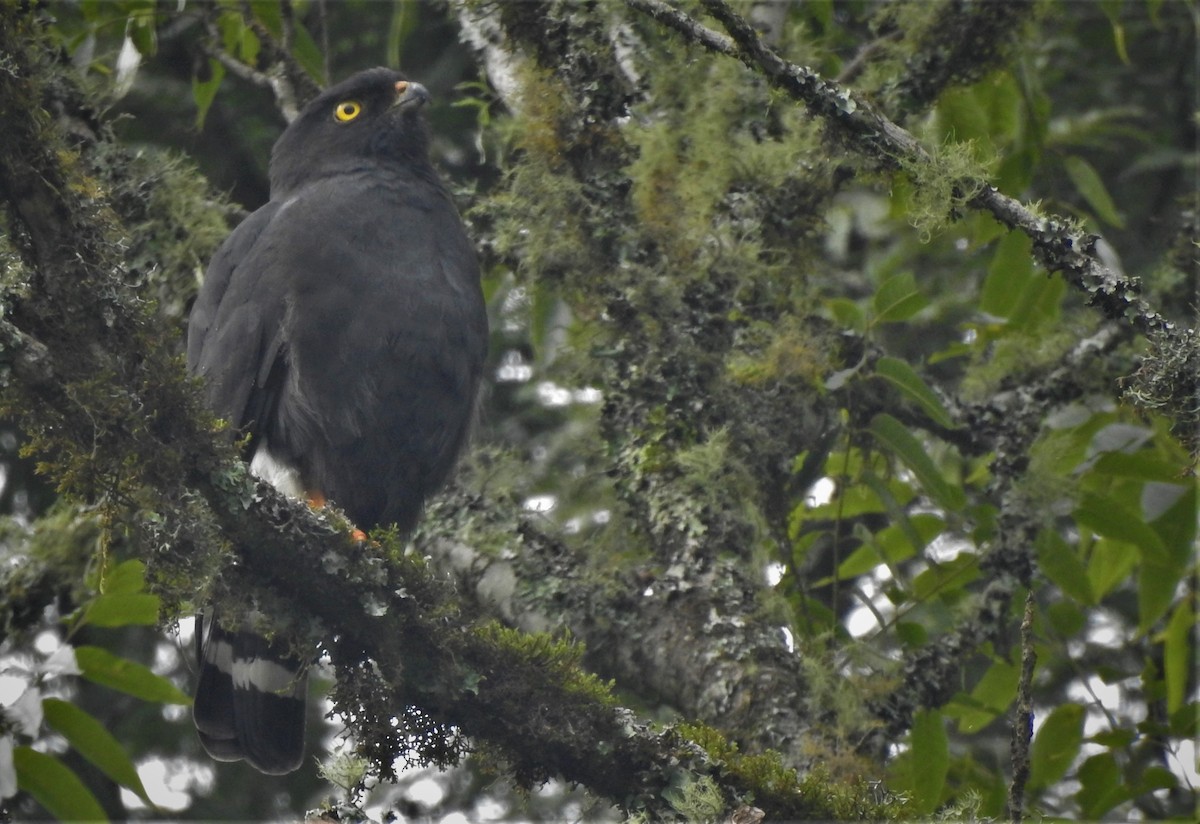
[
  {"x1": 473, "y1": 621, "x2": 617, "y2": 708},
  {"x1": 726, "y1": 319, "x2": 830, "y2": 387},
  {"x1": 677, "y1": 722, "x2": 911, "y2": 820},
  {"x1": 661, "y1": 771, "x2": 725, "y2": 821},
  {"x1": 897, "y1": 140, "x2": 988, "y2": 241}
]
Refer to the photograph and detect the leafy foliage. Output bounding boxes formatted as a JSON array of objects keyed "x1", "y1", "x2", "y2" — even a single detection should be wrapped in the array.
[{"x1": 0, "y1": 0, "x2": 1194, "y2": 820}]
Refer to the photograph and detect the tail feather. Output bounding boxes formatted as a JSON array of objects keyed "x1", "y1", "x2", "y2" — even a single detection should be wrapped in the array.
[{"x1": 193, "y1": 614, "x2": 308, "y2": 774}]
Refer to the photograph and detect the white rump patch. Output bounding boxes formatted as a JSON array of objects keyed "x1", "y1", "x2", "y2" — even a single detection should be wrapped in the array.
[
  {"x1": 250, "y1": 445, "x2": 305, "y2": 500},
  {"x1": 233, "y1": 657, "x2": 304, "y2": 697}
]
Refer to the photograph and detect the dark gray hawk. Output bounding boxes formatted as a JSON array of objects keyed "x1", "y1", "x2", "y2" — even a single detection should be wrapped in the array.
[{"x1": 186, "y1": 68, "x2": 488, "y2": 774}]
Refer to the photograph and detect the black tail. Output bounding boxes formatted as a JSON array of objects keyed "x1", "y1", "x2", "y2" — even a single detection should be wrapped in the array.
[{"x1": 193, "y1": 614, "x2": 307, "y2": 775}]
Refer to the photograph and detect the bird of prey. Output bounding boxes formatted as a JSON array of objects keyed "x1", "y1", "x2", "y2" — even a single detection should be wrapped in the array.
[{"x1": 186, "y1": 67, "x2": 488, "y2": 774}]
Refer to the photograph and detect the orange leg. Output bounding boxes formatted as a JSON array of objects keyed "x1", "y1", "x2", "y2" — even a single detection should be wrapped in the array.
[{"x1": 307, "y1": 489, "x2": 366, "y2": 540}]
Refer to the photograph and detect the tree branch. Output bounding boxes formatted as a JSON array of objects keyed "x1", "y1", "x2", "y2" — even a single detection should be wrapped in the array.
[{"x1": 629, "y1": 0, "x2": 1189, "y2": 347}]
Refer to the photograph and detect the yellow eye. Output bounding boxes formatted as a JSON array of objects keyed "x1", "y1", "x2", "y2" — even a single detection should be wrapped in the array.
[{"x1": 334, "y1": 101, "x2": 362, "y2": 122}]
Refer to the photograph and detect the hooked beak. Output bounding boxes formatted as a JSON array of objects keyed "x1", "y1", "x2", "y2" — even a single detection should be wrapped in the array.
[{"x1": 391, "y1": 80, "x2": 431, "y2": 111}]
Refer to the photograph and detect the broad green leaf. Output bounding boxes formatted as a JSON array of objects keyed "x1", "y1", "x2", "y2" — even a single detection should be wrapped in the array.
[
  {"x1": 13, "y1": 746, "x2": 107, "y2": 821},
  {"x1": 1035, "y1": 529, "x2": 1094, "y2": 604},
  {"x1": 869, "y1": 414, "x2": 966, "y2": 512},
  {"x1": 1147, "y1": 481, "x2": 1196, "y2": 566},
  {"x1": 910, "y1": 710, "x2": 949, "y2": 814},
  {"x1": 1138, "y1": 555, "x2": 1183, "y2": 633},
  {"x1": 872, "y1": 513, "x2": 944, "y2": 565},
  {"x1": 247, "y1": 0, "x2": 283, "y2": 36},
  {"x1": 218, "y1": 8, "x2": 260, "y2": 66},
  {"x1": 973, "y1": 658, "x2": 1020, "y2": 709},
  {"x1": 75, "y1": 645, "x2": 190, "y2": 704},
  {"x1": 102, "y1": 559, "x2": 147, "y2": 595},
  {"x1": 948, "y1": 658, "x2": 1019, "y2": 733},
  {"x1": 1007, "y1": 270, "x2": 1064, "y2": 331},
  {"x1": 1045, "y1": 599, "x2": 1085, "y2": 636},
  {"x1": 833, "y1": 543, "x2": 883, "y2": 581},
  {"x1": 1064, "y1": 155, "x2": 1125, "y2": 228},
  {"x1": 1163, "y1": 601, "x2": 1193, "y2": 715},
  {"x1": 980, "y1": 230, "x2": 1034, "y2": 318},
  {"x1": 798, "y1": 479, "x2": 912, "y2": 521},
  {"x1": 289, "y1": 19, "x2": 327, "y2": 84},
  {"x1": 895, "y1": 621, "x2": 927, "y2": 647},
  {"x1": 912, "y1": 554, "x2": 978, "y2": 601},
  {"x1": 1089, "y1": 728, "x2": 1135, "y2": 748},
  {"x1": 81, "y1": 593, "x2": 160, "y2": 628},
  {"x1": 1093, "y1": 451, "x2": 1185, "y2": 482},
  {"x1": 977, "y1": 70, "x2": 1021, "y2": 144},
  {"x1": 1077, "y1": 752, "x2": 1125, "y2": 818},
  {"x1": 1029, "y1": 703, "x2": 1084, "y2": 790},
  {"x1": 193, "y1": 58, "x2": 226, "y2": 129},
  {"x1": 872, "y1": 272, "x2": 927, "y2": 324},
  {"x1": 1086, "y1": 537, "x2": 1138, "y2": 601},
  {"x1": 129, "y1": 14, "x2": 156, "y2": 57},
  {"x1": 875, "y1": 357, "x2": 957, "y2": 430},
  {"x1": 825, "y1": 297, "x2": 866, "y2": 331},
  {"x1": 1075, "y1": 491, "x2": 1169, "y2": 565},
  {"x1": 936, "y1": 85, "x2": 990, "y2": 150},
  {"x1": 43, "y1": 698, "x2": 151, "y2": 804}
]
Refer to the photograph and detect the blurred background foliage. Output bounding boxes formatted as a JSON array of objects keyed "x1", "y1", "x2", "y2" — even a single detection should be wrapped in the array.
[{"x1": 0, "y1": 0, "x2": 1195, "y2": 820}]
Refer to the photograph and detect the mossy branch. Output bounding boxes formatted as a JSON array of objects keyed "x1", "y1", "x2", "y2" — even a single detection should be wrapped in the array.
[
  {"x1": 628, "y1": 0, "x2": 1190, "y2": 348},
  {"x1": 0, "y1": 9, "x2": 895, "y2": 820}
]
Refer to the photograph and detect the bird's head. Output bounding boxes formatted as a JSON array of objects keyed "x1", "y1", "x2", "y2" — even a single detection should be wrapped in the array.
[{"x1": 269, "y1": 67, "x2": 432, "y2": 195}]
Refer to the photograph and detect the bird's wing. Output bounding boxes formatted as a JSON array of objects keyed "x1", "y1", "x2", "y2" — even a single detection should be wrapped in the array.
[{"x1": 187, "y1": 201, "x2": 289, "y2": 442}]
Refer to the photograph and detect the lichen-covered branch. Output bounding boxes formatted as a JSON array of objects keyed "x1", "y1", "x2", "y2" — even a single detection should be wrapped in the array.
[
  {"x1": 452, "y1": 0, "x2": 840, "y2": 768},
  {"x1": 0, "y1": 9, "x2": 893, "y2": 818},
  {"x1": 628, "y1": 0, "x2": 1191, "y2": 352}
]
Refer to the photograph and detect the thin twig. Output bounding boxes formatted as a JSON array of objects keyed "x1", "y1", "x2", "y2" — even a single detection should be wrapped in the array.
[{"x1": 1007, "y1": 591, "x2": 1037, "y2": 822}]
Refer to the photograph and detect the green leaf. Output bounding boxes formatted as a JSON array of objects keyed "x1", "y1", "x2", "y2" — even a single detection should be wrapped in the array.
[
  {"x1": 1092, "y1": 451, "x2": 1184, "y2": 482},
  {"x1": 869, "y1": 414, "x2": 966, "y2": 512},
  {"x1": 980, "y1": 230, "x2": 1034, "y2": 318},
  {"x1": 80, "y1": 593, "x2": 160, "y2": 628},
  {"x1": 102, "y1": 559, "x2": 147, "y2": 595},
  {"x1": 825, "y1": 297, "x2": 866, "y2": 331},
  {"x1": 192, "y1": 58, "x2": 226, "y2": 129},
  {"x1": 833, "y1": 543, "x2": 883, "y2": 581},
  {"x1": 871, "y1": 272, "x2": 927, "y2": 324},
  {"x1": 75, "y1": 645, "x2": 190, "y2": 704},
  {"x1": 386, "y1": 0, "x2": 420, "y2": 68},
  {"x1": 13, "y1": 746, "x2": 108, "y2": 821},
  {"x1": 872, "y1": 513, "x2": 944, "y2": 565},
  {"x1": 910, "y1": 709, "x2": 949, "y2": 814},
  {"x1": 1075, "y1": 491, "x2": 1169, "y2": 564},
  {"x1": 43, "y1": 698, "x2": 151, "y2": 804},
  {"x1": 895, "y1": 621, "x2": 927, "y2": 647},
  {"x1": 912, "y1": 553, "x2": 978, "y2": 601},
  {"x1": 247, "y1": 0, "x2": 283, "y2": 36},
  {"x1": 947, "y1": 658, "x2": 1019, "y2": 733},
  {"x1": 1163, "y1": 601, "x2": 1193, "y2": 715},
  {"x1": 1086, "y1": 537, "x2": 1138, "y2": 601},
  {"x1": 1076, "y1": 752, "x2": 1125, "y2": 818},
  {"x1": 1007, "y1": 270, "x2": 1064, "y2": 331},
  {"x1": 1147, "y1": 481, "x2": 1196, "y2": 566},
  {"x1": 1138, "y1": 555, "x2": 1182, "y2": 634},
  {"x1": 289, "y1": 20, "x2": 327, "y2": 84},
  {"x1": 875, "y1": 357, "x2": 957, "y2": 430},
  {"x1": 1064, "y1": 155, "x2": 1125, "y2": 228},
  {"x1": 1029, "y1": 703, "x2": 1084, "y2": 790},
  {"x1": 129, "y1": 14, "x2": 157, "y2": 57},
  {"x1": 1035, "y1": 529, "x2": 1094, "y2": 604}
]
